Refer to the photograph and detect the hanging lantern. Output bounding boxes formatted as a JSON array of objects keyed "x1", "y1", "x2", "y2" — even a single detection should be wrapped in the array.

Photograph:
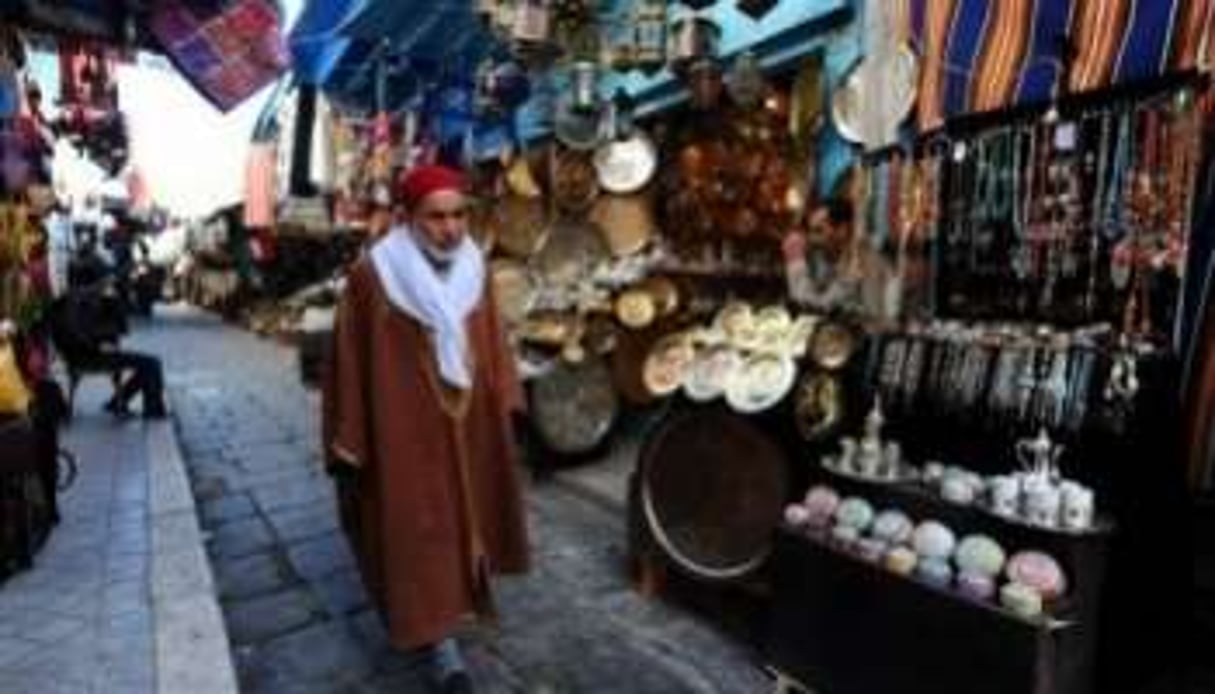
[
  {"x1": 725, "y1": 51, "x2": 766, "y2": 109},
  {"x1": 634, "y1": 0, "x2": 668, "y2": 75},
  {"x1": 476, "y1": 0, "x2": 500, "y2": 26},
  {"x1": 512, "y1": 0, "x2": 551, "y2": 45},
  {"x1": 599, "y1": 15, "x2": 636, "y2": 71},
  {"x1": 687, "y1": 58, "x2": 723, "y2": 110},
  {"x1": 606, "y1": 88, "x2": 637, "y2": 139},
  {"x1": 736, "y1": 0, "x2": 778, "y2": 19},
  {"x1": 569, "y1": 60, "x2": 600, "y2": 113},
  {"x1": 668, "y1": 14, "x2": 721, "y2": 76}
]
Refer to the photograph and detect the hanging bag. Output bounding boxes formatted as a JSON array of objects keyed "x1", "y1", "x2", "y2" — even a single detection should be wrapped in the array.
[{"x1": 0, "y1": 338, "x2": 31, "y2": 415}]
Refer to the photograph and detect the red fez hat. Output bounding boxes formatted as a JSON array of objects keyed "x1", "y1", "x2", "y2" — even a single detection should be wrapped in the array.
[{"x1": 396, "y1": 164, "x2": 466, "y2": 206}]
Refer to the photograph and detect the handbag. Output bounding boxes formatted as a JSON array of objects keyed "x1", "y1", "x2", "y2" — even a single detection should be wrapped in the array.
[{"x1": 0, "y1": 340, "x2": 31, "y2": 415}]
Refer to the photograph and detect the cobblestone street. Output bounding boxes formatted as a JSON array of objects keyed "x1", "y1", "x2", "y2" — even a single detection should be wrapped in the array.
[{"x1": 130, "y1": 305, "x2": 769, "y2": 694}]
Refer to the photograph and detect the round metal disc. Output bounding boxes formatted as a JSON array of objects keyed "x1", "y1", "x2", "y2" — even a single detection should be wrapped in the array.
[
  {"x1": 641, "y1": 408, "x2": 788, "y2": 580},
  {"x1": 529, "y1": 356, "x2": 618, "y2": 455}
]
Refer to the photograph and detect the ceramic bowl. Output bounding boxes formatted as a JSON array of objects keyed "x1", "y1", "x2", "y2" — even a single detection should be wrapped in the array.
[
  {"x1": 803, "y1": 485, "x2": 840, "y2": 527},
  {"x1": 871, "y1": 509, "x2": 914, "y2": 544},
  {"x1": 957, "y1": 571, "x2": 996, "y2": 601},
  {"x1": 1000, "y1": 581, "x2": 1044, "y2": 618},
  {"x1": 915, "y1": 557, "x2": 953, "y2": 588},
  {"x1": 912, "y1": 520, "x2": 957, "y2": 560},
  {"x1": 835, "y1": 497, "x2": 875, "y2": 532},
  {"x1": 1006, "y1": 551, "x2": 1067, "y2": 600},
  {"x1": 831, "y1": 523, "x2": 860, "y2": 550},
  {"x1": 783, "y1": 503, "x2": 811, "y2": 529},
  {"x1": 884, "y1": 546, "x2": 918, "y2": 576},
  {"x1": 856, "y1": 537, "x2": 887, "y2": 564},
  {"x1": 954, "y1": 535, "x2": 1007, "y2": 578}
]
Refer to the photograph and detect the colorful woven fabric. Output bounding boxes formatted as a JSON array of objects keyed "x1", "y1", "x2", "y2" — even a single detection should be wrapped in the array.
[
  {"x1": 149, "y1": 0, "x2": 287, "y2": 112},
  {"x1": 911, "y1": 0, "x2": 1211, "y2": 128}
]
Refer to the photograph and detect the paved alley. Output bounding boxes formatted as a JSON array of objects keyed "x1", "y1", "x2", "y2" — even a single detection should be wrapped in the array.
[{"x1": 131, "y1": 305, "x2": 770, "y2": 694}]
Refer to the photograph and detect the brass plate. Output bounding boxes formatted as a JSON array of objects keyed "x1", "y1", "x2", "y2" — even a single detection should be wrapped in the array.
[
  {"x1": 642, "y1": 333, "x2": 696, "y2": 397},
  {"x1": 614, "y1": 289, "x2": 657, "y2": 330},
  {"x1": 535, "y1": 217, "x2": 609, "y2": 287},
  {"x1": 809, "y1": 320, "x2": 857, "y2": 371},
  {"x1": 496, "y1": 195, "x2": 549, "y2": 259},
  {"x1": 640, "y1": 276, "x2": 680, "y2": 316},
  {"x1": 592, "y1": 132, "x2": 658, "y2": 194},
  {"x1": 640, "y1": 408, "x2": 788, "y2": 580},
  {"x1": 529, "y1": 356, "x2": 618, "y2": 455},
  {"x1": 589, "y1": 194, "x2": 655, "y2": 257},
  {"x1": 794, "y1": 370, "x2": 844, "y2": 441},
  {"x1": 553, "y1": 151, "x2": 600, "y2": 213},
  {"x1": 489, "y1": 259, "x2": 535, "y2": 326},
  {"x1": 505, "y1": 155, "x2": 543, "y2": 198},
  {"x1": 831, "y1": 43, "x2": 918, "y2": 149}
]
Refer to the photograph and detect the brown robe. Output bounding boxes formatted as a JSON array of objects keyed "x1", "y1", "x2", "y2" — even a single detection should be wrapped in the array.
[{"x1": 321, "y1": 258, "x2": 530, "y2": 649}]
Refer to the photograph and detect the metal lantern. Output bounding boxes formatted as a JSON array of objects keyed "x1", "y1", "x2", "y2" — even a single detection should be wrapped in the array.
[
  {"x1": 725, "y1": 51, "x2": 766, "y2": 109},
  {"x1": 569, "y1": 60, "x2": 600, "y2": 113},
  {"x1": 668, "y1": 15, "x2": 721, "y2": 75},
  {"x1": 687, "y1": 58, "x2": 723, "y2": 110},
  {"x1": 736, "y1": 0, "x2": 778, "y2": 19},
  {"x1": 634, "y1": 0, "x2": 668, "y2": 74},
  {"x1": 512, "y1": 0, "x2": 551, "y2": 44},
  {"x1": 604, "y1": 88, "x2": 637, "y2": 139}
]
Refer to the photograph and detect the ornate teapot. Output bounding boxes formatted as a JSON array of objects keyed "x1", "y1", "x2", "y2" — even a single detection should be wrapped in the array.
[{"x1": 1015, "y1": 428, "x2": 1064, "y2": 483}]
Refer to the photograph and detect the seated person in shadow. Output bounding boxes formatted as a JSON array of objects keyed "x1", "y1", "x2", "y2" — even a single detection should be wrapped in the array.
[{"x1": 49, "y1": 282, "x2": 166, "y2": 419}]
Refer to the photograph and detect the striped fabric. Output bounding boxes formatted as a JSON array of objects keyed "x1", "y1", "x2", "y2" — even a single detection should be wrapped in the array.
[{"x1": 910, "y1": 0, "x2": 1207, "y2": 128}]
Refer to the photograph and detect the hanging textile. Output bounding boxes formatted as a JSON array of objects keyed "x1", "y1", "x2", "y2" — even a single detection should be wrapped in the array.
[
  {"x1": 243, "y1": 141, "x2": 277, "y2": 229},
  {"x1": 911, "y1": 0, "x2": 1210, "y2": 129},
  {"x1": 149, "y1": 0, "x2": 288, "y2": 112}
]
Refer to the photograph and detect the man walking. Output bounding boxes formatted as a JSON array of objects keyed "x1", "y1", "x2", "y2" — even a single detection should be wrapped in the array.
[{"x1": 322, "y1": 164, "x2": 529, "y2": 694}]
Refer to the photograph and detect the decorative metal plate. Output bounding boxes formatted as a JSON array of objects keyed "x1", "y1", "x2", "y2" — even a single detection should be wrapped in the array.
[
  {"x1": 529, "y1": 356, "x2": 618, "y2": 455},
  {"x1": 640, "y1": 408, "x2": 788, "y2": 580}
]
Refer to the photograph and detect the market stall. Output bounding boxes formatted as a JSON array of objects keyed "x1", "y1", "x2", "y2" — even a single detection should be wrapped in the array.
[
  {"x1": 0, "y1": 1, "x2": 289, "y2": 579},
  {"x1": 289, "y1": 0, "x2": 1214, "y2": 691}
]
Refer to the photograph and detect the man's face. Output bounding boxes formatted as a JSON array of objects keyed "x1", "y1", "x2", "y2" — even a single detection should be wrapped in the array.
[
  {"x1": 408, "y1": 190, "x2": 469, "y2": 260},
  {"x1": 808, "y1": 207, "x2": 849, "y2": 249}
]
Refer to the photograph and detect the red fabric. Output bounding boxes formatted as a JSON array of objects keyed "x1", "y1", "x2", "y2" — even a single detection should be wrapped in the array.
[{"x1": 396, "y1": 165, "x2": 465, "y2": 207}]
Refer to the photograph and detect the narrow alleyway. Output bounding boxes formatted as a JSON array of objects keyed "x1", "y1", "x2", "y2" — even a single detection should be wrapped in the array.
[{"x1": 130, "y1": 305, "x2": 770, "y2": 694}]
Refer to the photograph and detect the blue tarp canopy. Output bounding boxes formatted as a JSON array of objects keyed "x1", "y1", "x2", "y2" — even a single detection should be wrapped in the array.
[{"x1": 288, "y1": 0, "x2": 495, "y2": 111}]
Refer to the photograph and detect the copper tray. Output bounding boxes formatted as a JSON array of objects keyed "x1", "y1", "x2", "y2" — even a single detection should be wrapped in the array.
[
  {"x1": 496, "y1": 195, "x2": 549, "y2": 259},
  {"x1": 553, "y1": 150, "x2": 601, "y2": 213},
  {"x1": 529, "y1": 356, "x2": 618, "y2": 456},
  {"x1": 640, "y1": 407, "x2": 789, "y2": 581},
  {"x1": 589, "y1": 194, "x2": 655, "y2": 257},
  {"x1": 535, "y1": 217, "x2": 609, "y2": 287},
  {"x1": 793, "y1": 370, "x2": 844, "y2": 441}
]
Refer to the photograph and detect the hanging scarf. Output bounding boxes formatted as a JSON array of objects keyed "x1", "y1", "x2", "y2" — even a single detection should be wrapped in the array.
[{"x1": 370, "y1": 226, "x2": 485, "y2": 389}]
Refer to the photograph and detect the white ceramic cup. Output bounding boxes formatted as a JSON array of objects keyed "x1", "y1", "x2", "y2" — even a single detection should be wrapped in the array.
[
  {"x1": 1060, "y1": 482, "x2": 1095, "y2": 530},
  {"x1": 941, "y1": 475, "x2": 976, "y2": 505},
  {"x1": 988, "y1": 476, "x2": 1020, "y2": 517},
  {"x1": 1025, "y1": 485, "x2": 1062, "y2": 527}
]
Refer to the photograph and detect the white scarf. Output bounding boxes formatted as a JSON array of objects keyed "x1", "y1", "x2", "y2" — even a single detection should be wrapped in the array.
[{"x1": 370, "y1": 225, "x2": 485, "y2": 389}]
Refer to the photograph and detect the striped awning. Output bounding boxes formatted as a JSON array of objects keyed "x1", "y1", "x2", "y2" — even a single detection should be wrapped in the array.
[{"x1": 911, "y1": 0, "x2": 1215, "y2": 131}]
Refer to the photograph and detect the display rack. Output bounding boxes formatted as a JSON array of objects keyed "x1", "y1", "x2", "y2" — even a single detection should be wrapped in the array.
[{"x1": 765, "y1": 463, "x2": 1112, "y2": 694}]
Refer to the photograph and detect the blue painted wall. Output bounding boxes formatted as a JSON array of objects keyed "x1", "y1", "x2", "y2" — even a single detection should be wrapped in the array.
[{"x1": 514, "y1": 0, "x2": 862, "y2": 197}]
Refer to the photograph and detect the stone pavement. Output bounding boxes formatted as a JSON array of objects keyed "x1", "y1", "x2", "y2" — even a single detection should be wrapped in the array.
[
  {"x1": 132, "y1": 304, "x2": 771, "y2": 694},
  {"x1": 0, "y1": 379, "x2": 236, "y2": 694}
]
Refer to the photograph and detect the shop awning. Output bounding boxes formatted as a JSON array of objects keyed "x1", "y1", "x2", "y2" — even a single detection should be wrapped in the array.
[
  {"x1": 287, "y1": 0, "x2": 492, "y2": 110},
  {"x1": 912, "y1": 0, "x2": 1215, "y2": 131},
  {"x1": 286, "y1": 0, "x2": 358, "y2": 87}
]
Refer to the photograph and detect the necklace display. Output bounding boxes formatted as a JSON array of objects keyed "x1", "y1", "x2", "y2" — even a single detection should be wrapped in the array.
[
  {"x1": 868, "y1": 319, "x2": 1146, "y2": 436},
  {"x1": 913, "y1": 87, "x2": 1200, "y2": 339}
]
